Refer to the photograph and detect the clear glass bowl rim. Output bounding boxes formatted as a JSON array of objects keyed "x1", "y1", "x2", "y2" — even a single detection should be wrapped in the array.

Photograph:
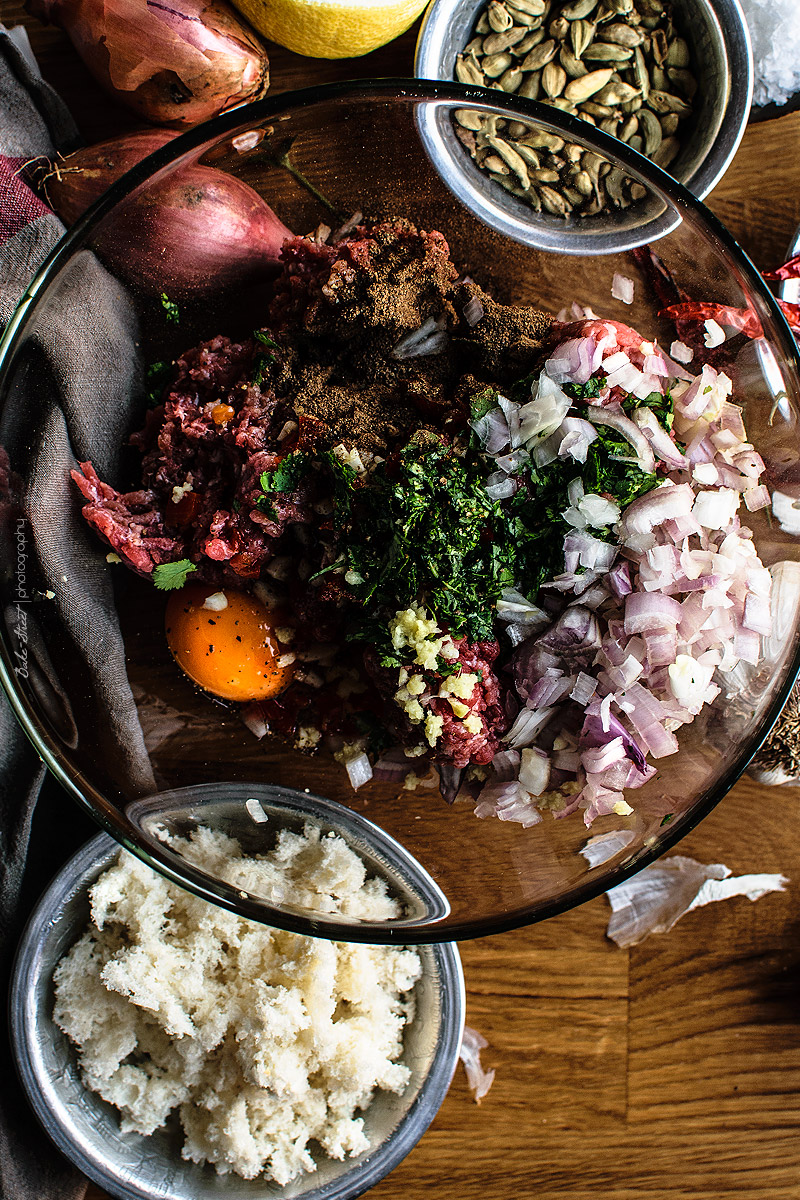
[{"x1": 1, "y1": 78, "x2": 798, "y2": 944}]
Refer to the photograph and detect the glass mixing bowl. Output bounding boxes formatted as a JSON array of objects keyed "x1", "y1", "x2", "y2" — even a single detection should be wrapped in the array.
[{"x1": 1, "y1": 80, "x2": 799, "y2": 943}]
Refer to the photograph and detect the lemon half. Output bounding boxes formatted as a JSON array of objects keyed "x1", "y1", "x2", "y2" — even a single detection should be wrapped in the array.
[{"x1": 230, "y1": 0, "x2": 429, "y2": 59}]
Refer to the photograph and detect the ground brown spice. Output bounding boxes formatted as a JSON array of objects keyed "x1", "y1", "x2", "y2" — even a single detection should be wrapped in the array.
[{"x1": 268, "y1": 221, "x2": 553, "y2": 454}]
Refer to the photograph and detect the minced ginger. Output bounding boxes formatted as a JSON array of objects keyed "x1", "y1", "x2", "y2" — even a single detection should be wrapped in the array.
[{"x1": 52, "y1": 824, "x2": 422, "y2": 1184}]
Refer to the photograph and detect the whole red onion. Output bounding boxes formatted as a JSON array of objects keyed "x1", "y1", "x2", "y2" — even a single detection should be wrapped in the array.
[
  {"x1": 26, "y1": 0, "x2": 269, "y2": 128},
  {"x1": 45, "y1": 134, "x2": 293, "y2": 296}
]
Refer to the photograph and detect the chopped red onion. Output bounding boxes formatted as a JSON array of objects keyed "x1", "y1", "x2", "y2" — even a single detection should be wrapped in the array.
[
  {"x1": 611, "y1": 273, "x2": 635, "y2": 304},
  {"x1": 744, "y1": 484, "x2": 771, "y2": 511},
  {"x1": 391, "y1": 314, "x2": 448, "y2": 359},
  {"x1": 485, "y1": 471, "x2": 517, "y2": 501},
  {"x1": 567, "y1": 670, "x2": 596, "y2": 704},
  {"x1": 492, "y1": 749, "x2": 521, "y2": 781},
  {"x1": 503, "y1": 705, "x2": 557, "y2": 748},
  {"x1": 703, "y1": 318, "x2": 726, "y2": 347},
  {"x1": 463, "y1": 296, "x2": 485, "y2": 326},
  {"x1": 670, "y1": 339, "x2": 694, "y2": 364},
  {"x1": 519, "y1": 747, "x2": 551, "y2": 795},
  {"x1": 241, "y1": 702, "x2": 267, "y2": 740},
  {"x1": 631, "y1": 407, "x2": 686, "y2": 470},
  {"x1": 584, "y1": 405, "x2": 656, "y2": 474}
]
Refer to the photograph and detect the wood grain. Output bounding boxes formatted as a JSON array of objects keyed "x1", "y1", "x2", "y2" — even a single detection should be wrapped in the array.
[{"x1": 5, "y1": 5, "x2": 800, "y2": 1197}]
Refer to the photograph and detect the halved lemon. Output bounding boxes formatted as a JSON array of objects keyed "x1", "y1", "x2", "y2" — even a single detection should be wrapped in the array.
[{"x1": 230, "y1": 0, "x2": 429, "y2": 59}]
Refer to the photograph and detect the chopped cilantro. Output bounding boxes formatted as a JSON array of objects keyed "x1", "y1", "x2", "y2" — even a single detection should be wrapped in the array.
[
  {"x1": 660, "y1": 812, "x2": 674, "y2": 827},
  {"x1": 152, "y1": 559, "x2": 196, "y2": 591},
  {"x1": 258, "y1": 451, "x2": 309, "y2": 520},
  {"x1": 564, "y1": 375, "x2": 603, "y2": 401},
  {"x1": 252, "y1": 329, "x2": 279, "y2": 387},
  {"x1": 259, "y1": 452, "x2": 308, "y2": 496},
  {"x1": 622, "y1": 387, "x2": 676, "y2": 432},
  {"x1": 145, "y1": 360, "x2": 171, "y2": 406},
  {"x1": 340, "y1": 433, "x2": 514, "y2": 643},
  {"x1": 469, "y1": 387, "x2": 500, "y2": 422},
  {"x1": 160, "y1": 293, "x2": 180, "y2": 325},
  {"x1": 583, "y1": 426, "x2": 659, "y2": 509}
]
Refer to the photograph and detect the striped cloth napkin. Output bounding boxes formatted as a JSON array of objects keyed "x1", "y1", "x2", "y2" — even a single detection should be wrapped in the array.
[{"x1": 0, "y1": 25, "x2": 87, "y2": 1200}]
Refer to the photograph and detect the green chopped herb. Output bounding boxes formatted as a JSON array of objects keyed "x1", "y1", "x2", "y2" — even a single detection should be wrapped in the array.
[
  {"x1": 622, "y1": 387, "x2": 676, "y2": 433},
  {"x1": 469, "y1": 386, "x2": 500, "y2": 423},
  {"x1": 152, "y1": 558, "x2": 196, "y2": 591},
  {"x1": 564, "y1": 375, "x2": 603, "y2": 401},
  {"x1": 145, "y1": 360, "x2": 171, "y2": 406},
  {"x1": 258, "y1": 451, "x2": 309, "y2": 519},
  {"x1": 252, "y1": 330, "x2": 279, "y2": 387},
  {"x1": 259, "y1": 452, "x2": 309, "y2": 497},
  {"x1": 160, "y1": 293, "x2": 180, "y2": 325},
  {"x1": 660, "y1": 812, "x2": 674, "y2": 826},
  {"x1": 340, "y1": 433, "x2": 514, "y2": 644}
]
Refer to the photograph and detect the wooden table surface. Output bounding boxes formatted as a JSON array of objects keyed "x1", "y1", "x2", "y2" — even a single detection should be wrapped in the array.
[{"x1": 6, "y1": 5, "x2": 800, "y2": 1196}]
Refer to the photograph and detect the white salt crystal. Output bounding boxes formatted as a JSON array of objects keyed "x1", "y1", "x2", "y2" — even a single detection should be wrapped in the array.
[{"x1": 740, "y1": 0, "x2": 800, "y2": 107}]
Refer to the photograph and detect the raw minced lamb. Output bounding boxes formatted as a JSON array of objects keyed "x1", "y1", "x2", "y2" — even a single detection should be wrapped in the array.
[{"x1": 52, "y1": 823, "x2": 422, "y2": 1184}]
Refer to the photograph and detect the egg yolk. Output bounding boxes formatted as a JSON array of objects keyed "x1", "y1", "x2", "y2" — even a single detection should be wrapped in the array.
[{"x1": 165, "y1": 584, "x2": 294, "y2": 702}]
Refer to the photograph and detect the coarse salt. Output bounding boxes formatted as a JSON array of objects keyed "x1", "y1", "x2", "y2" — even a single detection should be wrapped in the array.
[{"x1": 740, "y1": 0, "x2": 800, "y2": 107}]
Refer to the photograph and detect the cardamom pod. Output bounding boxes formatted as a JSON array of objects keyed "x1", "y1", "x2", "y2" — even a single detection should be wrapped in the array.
[
  {"x1": 582, "y1": 42, "x2": 634, "y2": 61},
  {"x1": 560, "y1": 0, "x2": 598, "y2": 18},
  {"x1": 455, "y1": 52, "x2": 484, "y2": 86},
  {"x1": 601, "y1": 22, "x2": 643, "y2": 46},
  {"x1": 637, "y1": 106, "x2": 662, "y2": 156},
  {"x1": 647, "y1": 88, "x2": 692, "y2": 116},
  {"x1": 563, "y1": 65, "x2": 615, "y2": 102},
  {"x1": 487, "y1": 0, "x2": 513, "y2": 31},
  {"x1": 542, "y1": 60, "x2": 568, "y2": 96},
  {"x1": 539, "y1": 185, "x2": 572, "y2": 214},
  {"x1": 570, "y1": 18, "x2": 595, "y2": 58},
  {"x1": 520, "y1": 38, "x2": 558, "y2": 71},
  {"x1": 665, "y1": 36, "x2": 690, "y2": 68},
  {"x1": 560, "y1": 45, "x2": 589, "y2": 77}
]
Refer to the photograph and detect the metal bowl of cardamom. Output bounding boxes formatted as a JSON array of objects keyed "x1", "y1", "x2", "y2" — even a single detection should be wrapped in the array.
[{"x1": 415, "y1": 0, "x2": 752, "y2": 253}]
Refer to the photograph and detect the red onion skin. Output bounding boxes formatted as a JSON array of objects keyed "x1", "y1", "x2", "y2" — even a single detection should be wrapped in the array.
[
  {"x1": 101, "y1": 167, "x2": 293, "y2": 295},
  {"x1": 45, "y1": 131, "x2": 177, "y2": 223},
  {"x1": 44, "y1": 134, "x2": 293, "y2": 296},
  {"x1": 26, "y1": 0, "x2": 269, "y2": 128}
]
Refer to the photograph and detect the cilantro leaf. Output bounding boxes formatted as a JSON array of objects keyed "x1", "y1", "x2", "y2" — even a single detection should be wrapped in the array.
[
  {"x1": 469, "y1": 387, "x2": 500, "y2": 422},
  {"x1": 160, "y1": 293, "x2": 180, "y2": 325},
  {"x1": 252, "y1": 330, "x2": 279, "y2": 387},
  {"x1": 152, "y1": 559, "x2": 196, "y2": 591},
  {"x1": 622, "y1": 388, "x2": 676, "y2": 432},
  {"x1": 145, "y1": 360, "x2": 171, "y2": 406},
  {"x1": 260, "y1": 452, "x2": 308, "y2": 496},
  {"x1": 660, "y1": 812, "x2": 674, "y2": 827},
  {"x1": 564, "y1": 375, "x2": 603, "y2": 400}
]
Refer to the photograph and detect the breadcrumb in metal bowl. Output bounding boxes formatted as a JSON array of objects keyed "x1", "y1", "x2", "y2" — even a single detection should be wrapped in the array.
[
  {"x1": 10, "y1": 830, "x2": 465, "y2": 1200},
  {"x1": 2, "y1": 81, "x2": 800, "y2": 944}
]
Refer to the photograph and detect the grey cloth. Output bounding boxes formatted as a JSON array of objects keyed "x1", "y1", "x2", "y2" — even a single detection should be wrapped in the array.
[{"x1": 0, "y1": 24, "x2": 153, "y2": 1199}]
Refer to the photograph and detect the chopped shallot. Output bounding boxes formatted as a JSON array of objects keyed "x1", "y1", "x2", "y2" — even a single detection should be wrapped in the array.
[{"x1": 611, "y1": 273, "x2": 635, "y2": 304}]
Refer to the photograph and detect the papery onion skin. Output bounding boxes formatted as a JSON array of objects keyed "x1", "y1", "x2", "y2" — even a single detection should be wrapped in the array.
[{"x1": 26, "y1": 0, "x2": 269, "y2": 128}]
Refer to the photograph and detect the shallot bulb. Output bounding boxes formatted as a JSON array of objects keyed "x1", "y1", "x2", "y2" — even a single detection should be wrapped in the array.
[
  {"x1": 44, "y1": 130, "x2": 177, "y2": 223},
  {"x1": 44, "y1": 134, "x2": 293, "y2": 296},
  {"x1": 26, "y1": 0, "x2": 269, "y2": 128}
]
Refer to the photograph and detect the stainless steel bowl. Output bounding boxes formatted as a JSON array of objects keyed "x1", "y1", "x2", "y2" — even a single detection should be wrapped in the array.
[
  {"x1": 10, "y1": 832, "x2": 465, "y2": 1200},
  {"x1": 415, "y1": 0, "x2": 753, "y2": 253}
]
